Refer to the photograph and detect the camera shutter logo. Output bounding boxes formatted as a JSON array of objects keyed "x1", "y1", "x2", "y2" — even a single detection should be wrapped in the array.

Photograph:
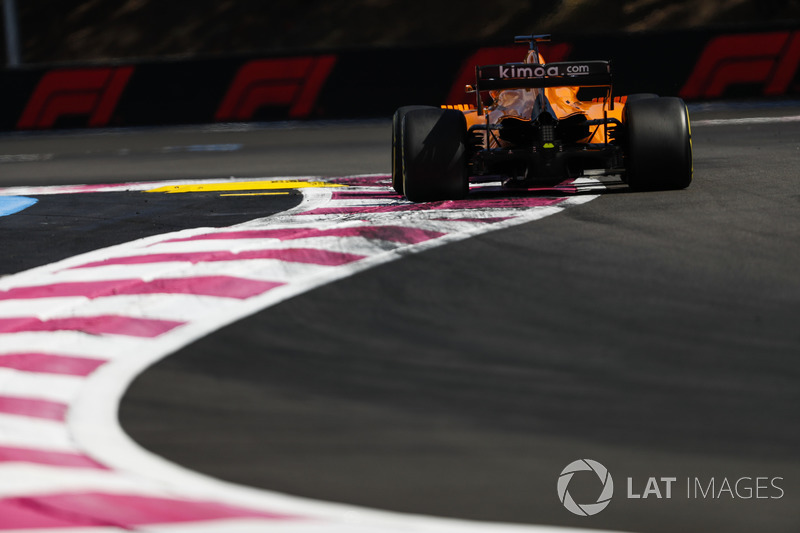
[{"x1": 557, "y1": 459, "x2": 614, "y2": 516}]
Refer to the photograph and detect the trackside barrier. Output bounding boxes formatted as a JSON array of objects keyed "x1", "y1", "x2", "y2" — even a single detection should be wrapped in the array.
[{"x1": 1, "y1": 26, "x2": 799, "y2": 131}]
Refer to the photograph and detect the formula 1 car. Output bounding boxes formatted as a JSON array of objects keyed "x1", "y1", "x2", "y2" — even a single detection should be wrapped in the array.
[{"x1": 392, "y1": 35, "x2": 693, "y2": 202}]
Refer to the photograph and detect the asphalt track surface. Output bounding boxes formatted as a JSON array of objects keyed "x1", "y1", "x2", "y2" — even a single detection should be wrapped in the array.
[{"x1": 2, "y1": 104, "x2": 800, "y2": 532}]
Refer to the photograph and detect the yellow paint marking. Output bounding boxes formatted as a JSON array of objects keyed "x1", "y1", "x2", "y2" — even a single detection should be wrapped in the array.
[
  {"x1": 219, "y1": 192, "x2": 291, "y2": 197},
  {"x1": 146, "y1": 180, "x2": 345, "y2": 194}
]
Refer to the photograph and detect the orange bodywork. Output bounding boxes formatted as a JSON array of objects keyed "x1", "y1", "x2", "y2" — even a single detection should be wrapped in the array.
[{"x1": 443, "y1": 49, "x2": 626, "y2": 147}]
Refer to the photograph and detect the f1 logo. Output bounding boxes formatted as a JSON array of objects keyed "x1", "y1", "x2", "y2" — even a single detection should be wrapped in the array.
[
  {"x1": 215, "y1": 55, "x2": 336, "y2": 121},
  {"x1": 17, "y1": 67, "x2": 134, "y2": 130},
  {"x1": 680, "y1": 31, "x2": 800, "y2": 99}
]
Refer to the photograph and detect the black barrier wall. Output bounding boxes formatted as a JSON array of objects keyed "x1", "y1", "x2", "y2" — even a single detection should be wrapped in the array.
[{"x1": 2, "y1": 27, "x2": 800, "y2": 131}]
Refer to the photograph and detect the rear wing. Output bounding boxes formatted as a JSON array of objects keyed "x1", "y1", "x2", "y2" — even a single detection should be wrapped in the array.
[{"x1": 472, "y1": 60, "x2": 613, "y2": 115}]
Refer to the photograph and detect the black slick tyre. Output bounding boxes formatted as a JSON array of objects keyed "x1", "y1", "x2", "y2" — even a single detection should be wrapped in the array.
[
  {"x1": 624, "y1": 96, "x2": 693, "y2": 191},
  {"x1": 625, "y1": 93, "x2": 659, "y2": 103},
  {"x1": 401, "y1": 108, "x2": 468, "y2": 202},
  {"x1": 392, "y1": 106, "x2": 433, "y2": 195}
]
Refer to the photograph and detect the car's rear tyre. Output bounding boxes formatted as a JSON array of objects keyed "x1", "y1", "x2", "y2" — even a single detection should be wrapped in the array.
[
  {"x1": 392, "y1": 106, "x2": 434, "y2": 195},
  {"x1": 625, "y1": 93, "x2": 659, "y2": 103},
  {"x1": 401, "y1": 108, "x2": 468, "y2": 202},
  {"x1": 624, "y1": 96, "x2": 692, "y2": 191}
]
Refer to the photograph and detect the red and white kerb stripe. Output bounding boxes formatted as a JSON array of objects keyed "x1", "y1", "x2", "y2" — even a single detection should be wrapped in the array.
[{"x1": 0, "y1": 175, "x2": 605, "y2": 532}]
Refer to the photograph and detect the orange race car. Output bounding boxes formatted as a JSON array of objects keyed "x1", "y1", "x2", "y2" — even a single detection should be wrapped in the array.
[{"x1": 392, "y1": 35, "x2": 693, "y2": 202}]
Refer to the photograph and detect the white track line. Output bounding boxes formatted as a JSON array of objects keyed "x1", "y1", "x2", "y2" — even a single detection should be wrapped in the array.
[{"x1": 692, "y1": 114, "x2": 800, "y2": 126}]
